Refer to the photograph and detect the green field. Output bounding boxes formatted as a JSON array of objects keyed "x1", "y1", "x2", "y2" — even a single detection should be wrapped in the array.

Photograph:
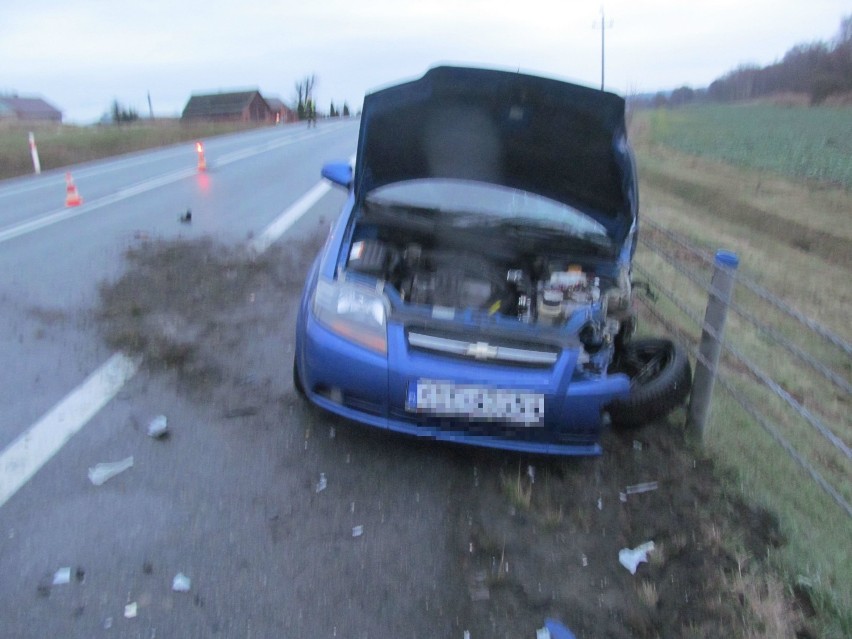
[
  {"x1": 646, "y1": 104, "x2": 852, "y2": 188},
  {"x1": 633, "y1": 104, "x2": 852, "y2": 638}
]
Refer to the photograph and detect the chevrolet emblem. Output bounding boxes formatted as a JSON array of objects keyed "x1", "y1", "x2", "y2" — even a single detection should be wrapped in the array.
[{"x1": 467, "y1": 341, "x2": 498, "y2": 360}]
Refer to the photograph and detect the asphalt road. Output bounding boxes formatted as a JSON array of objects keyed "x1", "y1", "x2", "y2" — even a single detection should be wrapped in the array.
[{"x1": 0, "y1": 120, "x2": 475, "y2": 637}]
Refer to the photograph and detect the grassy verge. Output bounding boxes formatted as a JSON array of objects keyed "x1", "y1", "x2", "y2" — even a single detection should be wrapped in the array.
[
  {"x1": 0, "y1": 119, "x2": 269, "y2": 180},
  {"x1": 632, "y1": 107, "x2": 851, "y2": 638}
]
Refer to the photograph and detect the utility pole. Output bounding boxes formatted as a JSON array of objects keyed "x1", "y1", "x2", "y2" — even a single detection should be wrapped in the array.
[
  {"x1": 147, "y1": 91, "x2": 154, "y2": 119},
  {"x1": 593, "y1": 7, "x2": 614, "y2": 90}
]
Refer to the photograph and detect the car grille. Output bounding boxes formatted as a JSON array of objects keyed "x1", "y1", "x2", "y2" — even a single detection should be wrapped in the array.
[{"x1": 407, "y1": 330, "x2": 559, "y2": 367}]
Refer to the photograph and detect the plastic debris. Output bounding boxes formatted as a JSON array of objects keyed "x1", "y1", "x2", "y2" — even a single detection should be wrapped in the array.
[
  {"x1": 618, "y1": 541, "x2": 655, "y2": 574},
  {"x1": 352, "y1": 525, "x2": 364, "y2": 538},
  {"x1": 88, "y1": 456, "x2": 134, "y2": 486},
  {"x1": 52, "y1": 567, "x2": 71, "y2": 585},
  {"x1": 596, "y1": 497, "x2": 603, "y2": 511},
  {"x1": 147, "y1": 415, "x2": 169, "y2": 438},
  {"x1": 620, "y1": 481, "x2": 659, "y2": 502},
  {"x1": 581, "y1": 554, "x2": 588, "y2": 567},
  {"x1": 104, "y1": 617, "x2": 113, "y2": 630},
  {"x1": 463, "y1": 632, "x2": 471, "y2": 639},
  {"x1": 543, "y1": 618, "x2": 577, "y2": 639},
  {"x1": 527, "y1": 465, "x2": 535, "y2": 484},
  {"x1": 315, "y1": 473, "x2": 327, "y2": 493},
  {"x1": 124, "y1": 602, "x2": 137, "y2": 618},
  {"x1": 172, "y1": 573, "x2": 191, "y2": 592},
  {"x1": 633, "y1": 440, "x2": 643, "y2": 451}
]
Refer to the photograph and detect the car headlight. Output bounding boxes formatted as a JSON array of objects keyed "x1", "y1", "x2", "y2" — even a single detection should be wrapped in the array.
[{"x1": 313, "y1": 277, "x2": 388, "y2": 354}]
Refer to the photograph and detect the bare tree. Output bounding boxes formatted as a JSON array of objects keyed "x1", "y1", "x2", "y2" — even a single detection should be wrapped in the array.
[{"x1": 294, "y1": 74, "x2": 318, "y2": 121}]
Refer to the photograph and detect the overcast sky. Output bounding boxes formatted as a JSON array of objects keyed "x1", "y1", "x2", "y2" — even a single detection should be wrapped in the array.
[{"x1": 1, "y1": 0, "x2": 848, "y2": 124}]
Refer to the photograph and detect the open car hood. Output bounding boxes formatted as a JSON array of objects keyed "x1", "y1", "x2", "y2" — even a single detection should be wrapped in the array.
[{"x1": 354, "y1": 66, "x2": 638, "y2": 248}]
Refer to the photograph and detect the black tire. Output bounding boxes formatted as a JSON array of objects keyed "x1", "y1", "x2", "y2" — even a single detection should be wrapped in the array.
[
  {"x1": 292, "y1": 357, "x2": 306, "y2": 397},
  {"x1": 607, "y1": 338, "x2": 692, "y2": 429}
]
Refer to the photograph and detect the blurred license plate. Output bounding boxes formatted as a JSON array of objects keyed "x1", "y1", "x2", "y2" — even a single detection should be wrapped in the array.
[{"x1": 407, "y1": 380, "x2": 544, "y2": 425}]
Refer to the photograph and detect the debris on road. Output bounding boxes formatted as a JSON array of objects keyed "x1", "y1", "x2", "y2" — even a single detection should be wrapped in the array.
[
  {"x1": 147, "y1": 414, "x2": 169, "y2": 439},
  {"x1": 315, "y1": 473, "x2": 327, "y2": 493},
  {"x1": 172, "y1": 573, "x2": 191, "y2": 592},
  {"x1": 124, "y1": 602, "x2": 137, "y2": 618},
  {"x1": 52, "y1": 567, "x2": 71, "y2": 585},
  {"x1": 618, "y1": 541, "x2": 655, "y2": 574},
  {"x1": 88, "y1": 456, "x2": 134, "y2": 486},
  {"x1": 540, "y1": 618, "x2": 577, "y2": 639},
  {"x1": 103, "y1": 617, "x2": 113, "y2": 630},
  {"x1": 619, "y1": 481, "x2": 659, "y2": 502},
  {"x1": 352, "y1": 525, "x2": 364, "y2": 538}
]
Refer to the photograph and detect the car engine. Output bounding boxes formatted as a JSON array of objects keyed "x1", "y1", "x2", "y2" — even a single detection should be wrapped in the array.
[{"x1": 346, "y1": 238, "x2": 619, "y2": 331}]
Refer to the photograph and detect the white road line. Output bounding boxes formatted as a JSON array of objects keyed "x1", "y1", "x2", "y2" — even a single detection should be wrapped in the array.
[
  {"x1": 249, "y1": 181, "x2": 331, "y2": 253},
  {"x1": 0, "y1": 125, "x2": 345, "y2": 245},
  {"x1": 0, "y1": 353, "x2": 140, "y2": 508},
  {"x1": 0, "y1": 179, "x2": 332, "y2": 509}
]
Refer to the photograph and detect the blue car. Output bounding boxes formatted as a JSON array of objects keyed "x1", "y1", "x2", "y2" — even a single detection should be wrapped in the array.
[{"x1": 294, "y1": 66, "x2": 690, "y2": 455}]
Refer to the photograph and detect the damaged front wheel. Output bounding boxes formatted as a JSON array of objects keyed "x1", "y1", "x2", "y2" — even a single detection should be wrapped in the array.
[{"x1": 607, "y1": 338, "x2": 692, "y2": 429}]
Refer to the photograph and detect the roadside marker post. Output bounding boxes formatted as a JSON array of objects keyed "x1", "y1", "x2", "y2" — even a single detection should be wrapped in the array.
[
  {"x1": 687, "y1": 250, "x2": 739, "y2": 439},
  {"x1": 29, "y1": 132, "x2": 41, "y2": 174}
]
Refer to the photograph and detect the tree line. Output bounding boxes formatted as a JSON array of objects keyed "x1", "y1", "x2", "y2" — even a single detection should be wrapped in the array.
[{"x1": 634, "y1": 14, "x2": 851, "y2": 108}]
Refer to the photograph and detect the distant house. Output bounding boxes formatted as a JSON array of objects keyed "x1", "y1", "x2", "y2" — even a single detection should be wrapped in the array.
[
  {"x1": 181, "y1": 90, "x2": 273, "y2": 123},
  {"x1": 0, "y1": 95, "x2": 62, "y2": 123},
  {"x1": 264, "y1": 97, "x2": 297, "y2": 124}
]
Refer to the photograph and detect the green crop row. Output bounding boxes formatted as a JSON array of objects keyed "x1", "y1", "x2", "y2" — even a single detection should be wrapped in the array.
[{"x1": 646, "y1": 104, "x2": 852, "y2": 188}]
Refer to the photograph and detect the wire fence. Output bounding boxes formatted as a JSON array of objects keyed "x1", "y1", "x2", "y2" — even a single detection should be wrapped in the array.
[{"x1": 634, "y1": 217, "x2": 851, "y2": 519}]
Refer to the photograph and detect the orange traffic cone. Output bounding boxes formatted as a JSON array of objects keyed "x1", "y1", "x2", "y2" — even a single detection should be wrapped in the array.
[
  {"x1": 65, "y1": 172, "x2": 83, "y2": 207},
  {"x1": 196, "y1": 141, "x2": 207, "y2": 171}
]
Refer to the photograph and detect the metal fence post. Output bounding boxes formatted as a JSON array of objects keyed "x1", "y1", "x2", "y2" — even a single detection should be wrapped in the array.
[{"x1": 687, "y1": 250, "x2": 739, "y2": 440}]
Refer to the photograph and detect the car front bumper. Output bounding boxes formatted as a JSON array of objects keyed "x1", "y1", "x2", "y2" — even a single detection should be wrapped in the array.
[{"x1": 296, "y1": 301, "x2": 631, "y2": 456}]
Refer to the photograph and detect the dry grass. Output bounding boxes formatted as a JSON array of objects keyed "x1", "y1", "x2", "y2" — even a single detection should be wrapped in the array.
[
  {"x1": 637, "y1": 580, "x2": 660, "y2": 609},
  {"x1": 0, "y1": 119, "x2": 268, "y2": 180},
  {"x1": 632, "y1": 107, "x2": 851, "y2": 638},
  {"x1": 500, "y1": 463, "x2": 533, "y2": 510}
]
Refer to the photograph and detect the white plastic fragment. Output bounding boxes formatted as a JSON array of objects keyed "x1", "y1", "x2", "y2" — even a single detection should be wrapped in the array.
[
  {"x1": 618, "y1": 541, "x2": 655, "y2": 574},
  {"x1": 596, "y1": 497, "x2": 603, "y2": 511},
  {"x1": 527, "y1": 465, "x2": 535, "y2": 484},
  {"x1": 124, "y1": 602, "x2": 137, "y2": 618},
  {"x1": 352, "y1": 525, "x2": 364, "y2": 538},
  {"x1": 315, "y1": 473, "x2": 327, "y2": 493},
  {"x1": 88, "y1": 456, "x2": 134, "y2": 485},
  {"x1": 172, "y1": 572, "x2": 191, "y2": 592},
  {"x1": 52, "y1": 567, "x2": 71, "y2": 585},
  {"x1": 581, "y1": 554, "x2": 588, "y2": 567},
  {"x1": 103, "y1": 617, "x2": 113, "y2": 630},
  {"x1": 463, "y1": 632, "x2": 471, "y2": 639},
  {"x1": 537, "y1": 628, "x2": 552, "y2": 639},
  {"x1": 625, "y1": 481, "x2": 659, "y2": 495},
  {"x1": 147, "y1": 415, "x2": 169, "y2": 438}
]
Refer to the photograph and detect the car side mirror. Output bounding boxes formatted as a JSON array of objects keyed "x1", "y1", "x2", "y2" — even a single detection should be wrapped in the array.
[{"x1": 321, "y1": 161, "x2": 353, "y2": 189}]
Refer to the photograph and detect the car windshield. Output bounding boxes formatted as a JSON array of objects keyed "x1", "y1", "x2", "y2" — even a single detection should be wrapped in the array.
[{"x1": 365, "y1": 179, "x2": 609, "y2": 240}]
